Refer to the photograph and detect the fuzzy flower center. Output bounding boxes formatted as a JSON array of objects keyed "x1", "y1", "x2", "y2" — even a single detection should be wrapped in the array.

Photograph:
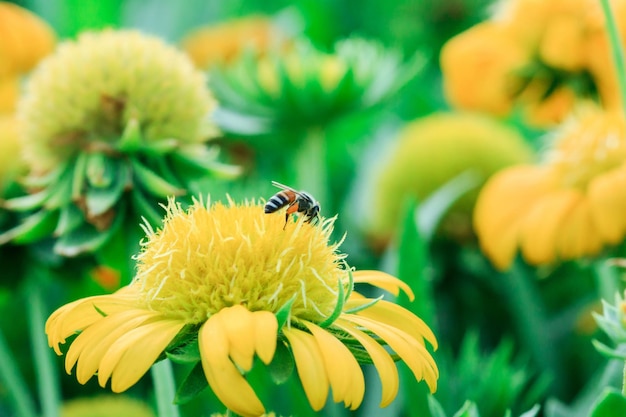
[
  {"x1": 547, "y1": 110, "x2": 626, "y2": 189},
  {"x1": 132, "y1": 199, "x2": 348, "y2": 324}
]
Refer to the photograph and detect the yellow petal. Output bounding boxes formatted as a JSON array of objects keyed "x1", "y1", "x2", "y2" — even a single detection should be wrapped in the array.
[
  {"x1": 588, "y1": 166, "x2": 626, "y2": 244},
  {"x1": 199, "y1": 316, "x2": 265, "y2": 417},
  {"x1": 218, "y1": 305, "x2": 256, "y2": 372},
  {"x1": 345, "y1": 298, "x2": 437, "y2": 350},
  {"x1": 46, "y1": 291, "x2": 136, "y2": 354},
  {"x1": 557, "y1": 198, "x2": 603, "y2": 260},
  {"x1": 253, "y1": 310, "x2": 278, "y2": 365},
  {"x1": 64, "y1": 309, "x2": 148, "y2": 375},
  {"x1": 352, "y1": 270, "x2": 414, "y2": 301},
  {"x1": 334, "y1": 318, "x2": 399, "y2": 407},
  {"x1": 303, "y1": 321, "x2": 365, "y2": 409},
  {"x1": 282, "y1": 327, "x2": 329, "y2": 411},
  {"x1": 474, "y1": 165, "x2": 556, "y2": 270},
  {"x1": 97, "y1": 319, "x2": 184, "y2": 391},
  {"x1": 72, "y1": 310, "x2": 160, "y2": 384},
  {"x1": 344, "y1": 314, "x2": 438, "y2": 393},
  {"x1": 519, "y1": 189, "x2": 581, "y2": 265}
]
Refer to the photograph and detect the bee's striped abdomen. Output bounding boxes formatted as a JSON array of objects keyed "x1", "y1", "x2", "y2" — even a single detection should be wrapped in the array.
[{"x1": 264, "y1": 191, "x2": 294, "y2": 213}]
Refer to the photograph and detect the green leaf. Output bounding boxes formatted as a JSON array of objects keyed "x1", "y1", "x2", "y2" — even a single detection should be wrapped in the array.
[
  {"x1": 85, "y1": 153, "x2": 114, "y2": 188},
  {"x1": 267, "y1": 341, "x2": 294, "y2": 385},
  {"x1": 519, "y1": 404, "x2": 541, "y2": 417},
  {"x1": 131, "y1": 158, "x2": 185, "y2": 197},
  {"x1": 130, "y1": 188, "x2": 164, "y2": 228},
  {"x1": 170, "y1": 150, "x2": 241, "y2": 179},
  {"x1": 54, "y1": 204, "x2": 85, "y2": 236},
  {"x1": 117, "y1": 118, "x2": 142, "y2": 153},
  {"x1": 0, "y1": 210, "x2": 59, "y2": 244},
  {"x1": 590, "y1": 388, "x2": 626, "y2": 417},
  {"x1": 71, "y1": 152, "x2": 89, "y2": 199},
  {"x1": 85, "y1": 161, "x2": 129, "y2": 216},
  {"x1": 174, "y1": 362, "x2": 208, "y2": 405},
  {"x1": 44, "y1": 163, "x2": 76, "y2": 210},
  {"x1": 417, "y1": 170, "x2": 481, "y2": 241},
  {"x1": 427, "y1": 395, "x2": 448, "y2": 417},
  {"x1": 453, "y1": 401, "x2": 480, "y2": 417},
  {"x1": 167, "y1": 337, "x2": 201, "y2": 365},
  {"x1": 3, "y1": 190, "x2": 49, "y2": 211},
  {"x1": 317, "y1": 277, "x2": 345, "y2": 328},
  {"x1": 53, "y1": 204, "x2": 124, "y2": 256},
  {"x1": 275, "y1": 294, "x2": 296, "y2": 330}
]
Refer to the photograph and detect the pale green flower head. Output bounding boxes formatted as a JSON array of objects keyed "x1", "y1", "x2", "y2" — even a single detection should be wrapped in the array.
[{"x1": 19, "y1": 29, "x2": 217, "y2": 172}]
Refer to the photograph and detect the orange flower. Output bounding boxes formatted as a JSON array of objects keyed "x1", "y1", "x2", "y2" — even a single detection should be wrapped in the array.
[
  {"x1": 440, "y1": 21, "x2": 530, "y2": 116},
  {"x1": 475, "y1": 108, "x2": 626, "y2": 269},
  {"x1": 0, "y1": 2, "x2": 56, "y2": 77},
  {"x1": 181, "y1": 16, "x2": 286, "y2": 69}
]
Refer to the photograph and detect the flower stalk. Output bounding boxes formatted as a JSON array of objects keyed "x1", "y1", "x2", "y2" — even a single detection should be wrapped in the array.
[
  {"x1": 26, "y1": 272, "x2": 60, "y2": 417},
  {"x1": 150, "y1": 359, "x2": 180, "y2": 417},
  {"x1": 600, "y1": 0, "x2": 626, "y2": 112},
  {"x1": 0, "y1": 329, "x2": 37, "y2": 417}
]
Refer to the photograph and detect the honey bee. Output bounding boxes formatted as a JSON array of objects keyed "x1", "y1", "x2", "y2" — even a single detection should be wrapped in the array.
[{"x1": 264, "y1": 181, "x2": 320, "y2": 228}]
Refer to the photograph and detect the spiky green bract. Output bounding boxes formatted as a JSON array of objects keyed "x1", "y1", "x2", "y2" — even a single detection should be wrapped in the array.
[{"x1": 211, "y1": 37, "x2": 419, "y2": 136}]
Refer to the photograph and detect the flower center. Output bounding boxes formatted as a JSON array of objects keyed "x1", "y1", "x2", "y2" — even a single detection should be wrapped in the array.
[
  {"x1": 132, "y1": 199, "x2": 348, "y2": 324},
  {"x1": 547, "y1": 110, "x2": 626, "y2": 189}
]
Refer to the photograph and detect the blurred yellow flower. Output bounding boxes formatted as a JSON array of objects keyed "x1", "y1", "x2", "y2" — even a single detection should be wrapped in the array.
[
  {"x1": 46, "y1": 198, "x2": 438, "y2": 416},
  {"x1": 475, "y1": 108, "x2": 626, "y2": 270},
  {"x1": 0, "y1": 1, "x2": 56, "y2": 77},
  {"x1": 61, "y1": 395, "x2": 155, "y2": 417},
  {"x1": 182, "y1": 15, "x2": 286, "y2": 69},
  {"x1": 0, "y1": 77, "x2": 18, "y2": 114},
  {"x1": 366, "y1": 112, "x2": 533, "y2": 243},
  {"x1": 18, "y1": 29, "x2": 217, "y2": 172},
  {"x1": 0, "y1": 114, "x2": 25, "y2": 192},
  {"x1": 440, "y1": 21, "x2": 529, "y2": 117},
  {"x1": 518, "y1": 83, "x2": 580, "y2": 128}
]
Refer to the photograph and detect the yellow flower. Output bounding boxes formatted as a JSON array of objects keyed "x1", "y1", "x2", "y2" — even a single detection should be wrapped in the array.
[
  {"x1": 0, "y1": 114, "x2": 25, "y2": 191},
  {"x1": 46, "y1": 199, "x2": 438, "y2": 416},
  {"x1": 18, "y1": 29, "x2": 217, "y2": 172},
  {"x1": 366, "y1": 112, "x2": 533, "y2": 243},
  {"x1": 517, "y1": 82, "x2": 579, "y2": 128},
  {"x1": 0, "y1": 77, "x2": 18, "y2": 114},
  {"x1": 182, "y1": 15, "x2": 286, "y2": 69},
  {"x1": 474, "y1": 108, "x2": 626, "y2": 270},
  {"x1": 0, "y1": 1, "x2": 56, "y2": 78},
  {"x1": 440, "y1": 21, "x2": 530, "y2": 117},
  {"x1": 61, "y1": 395, "x2": 155, "y2": 417}
]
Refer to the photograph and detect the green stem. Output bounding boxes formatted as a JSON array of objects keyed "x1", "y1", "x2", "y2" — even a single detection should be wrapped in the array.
[
  {"x1": 26, "y1": 277, "x2": 60, "y2": 417},
  {"x1": 593, "y1": 260, "x2": 622, "y2": 302},
  {"x1": 623, "y1": 360, "x2": 626, "y2": 396},
  {"x1": 506, "y1": 263, "x2": 559, "y2": 387},
  {"x1": 600, "y1": 0, "x2": 626, "y2": 109},
  {"x1": 151, "y1": 359, "x2": 180, "y2": 417},
  {"x1": 0, "y1": 328, "x2": 38, "y2": 417},
  {"x1": 294, "y1": 128, "x2": 328, "y2": 213}
]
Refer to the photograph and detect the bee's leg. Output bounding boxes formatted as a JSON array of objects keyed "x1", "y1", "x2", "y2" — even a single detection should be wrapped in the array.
[{"x1": 284, "y1": 202, "x2": 299, "y2": 229}]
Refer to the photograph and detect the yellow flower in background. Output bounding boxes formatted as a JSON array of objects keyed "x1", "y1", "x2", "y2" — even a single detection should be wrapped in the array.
[
  {"x1": 182, "y1": 15, "x2": 287, "y2": 69},
  {"x1": 440, "y1": 21, "x2": 529, "y2": 117},
  {"x1": 475, "y1": 107, "x2": 626, "y2": 270},
  {"x1": 0, "y1": 77, "x2": 18, "y2": 114},
  {"x1": 495, "y1": 0, "x2": 592, "y2": 71},
  {"x1": 364, "y1": 112, "x2": 533, "y2": 244},
  {"x1": 19, "y1": 29, "x2": 217, "y2": 172},
  {"x1": 46, "y1": 199, "x2": 438, "y2": 416},
  {"x1": 0, "y1": 1, "x2": 56, "y2": 78},
  {"x1": 518, "y1": 83, "x2": 580, "y2": 128},
  {"x1": 61, "y1": 395, "x2": 155, "y2": 417},
  {"x1": 0, "y1": 114, "x2": 25, "y2": 192}
]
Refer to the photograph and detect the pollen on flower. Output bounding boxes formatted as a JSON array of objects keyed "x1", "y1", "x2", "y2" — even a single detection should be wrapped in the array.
[{"x1": 133, "y1": 198, "x2": 348, "y2": 324}]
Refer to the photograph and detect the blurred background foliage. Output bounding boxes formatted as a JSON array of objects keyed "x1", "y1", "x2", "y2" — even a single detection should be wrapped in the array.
[{"x1": 2, "y1": 0, "x2": 626, "y2": 416}]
